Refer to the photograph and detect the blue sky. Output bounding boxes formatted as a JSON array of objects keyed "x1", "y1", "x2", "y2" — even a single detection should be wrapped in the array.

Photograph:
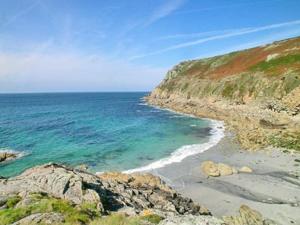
[{"x1": 0, "y1": 0, "x2": 300, "y2": 92}]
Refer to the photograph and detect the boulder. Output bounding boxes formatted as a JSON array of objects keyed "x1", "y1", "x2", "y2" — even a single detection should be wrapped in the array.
[
  {"x1": 217, "y1": 163, "x2": 233, "y2": 176},
  {"x1": 201, "y1": 161, "x2": 220, "y2": 177},
  {"x1": 201, "y1": 161, "x2": 236, "y2": 177},
  {"x1": 239, "y1": 166, "x2": 253, "y2": 173},
  {"x1": 0, "y1": 163, "x2": 210, "y2": 216}
]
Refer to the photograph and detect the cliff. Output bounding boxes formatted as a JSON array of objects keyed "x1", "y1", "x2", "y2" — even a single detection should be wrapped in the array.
[{"x1": 147, "y1": 36, "x2": 300, "y2": 150}]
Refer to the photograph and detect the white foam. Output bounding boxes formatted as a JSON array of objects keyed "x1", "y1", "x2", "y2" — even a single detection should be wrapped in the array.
[
  {"x1": 138, "y1": 103, "x2": 148, "y2": 106},
  {"x1": 124, "y1": 120, "x2": 224, "y2": 173}
]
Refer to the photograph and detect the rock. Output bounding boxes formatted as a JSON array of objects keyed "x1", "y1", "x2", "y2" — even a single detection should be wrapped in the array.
[
  {"x1": 239, "y1": 166, "x2": 253, "y2": 173},
  {"x1": 0, "y1": 163, "x2": 209, "y2": 216},
  {"x1": 201, "y1": 161, "x2": 220, "y2": 177},
  {"x1": 217, "y1": 163, "x2": 233, "y2": 176},
  {"x1": 201, "y1": 161, "x2": 236, "y2": 177},
  {"x1": 75, "y1": 164, "x2": 89, "y2": 171},
  {"x1": 223, "y1": 205, "x2": 276, "y2": 225},
  {"x1": 232, "y1": 167, "x2": 239, "y2": 174},
  {"x1": 12, "y1": 212, "x2": 64, "y2": 225},
  {"x1": 99, "y1": 171, "x2": 210, "y2": 216},
  {"x1": 158, "y1": 215, "x2": 225, "y2": 225},
  {"x1": 0, "y1": 152, "x2": 17, "y2": 163}
]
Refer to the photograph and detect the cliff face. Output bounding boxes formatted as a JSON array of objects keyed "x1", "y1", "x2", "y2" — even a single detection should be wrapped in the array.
[{"x1": 148, "y1": 37, "x2": 300, "y2": 150}]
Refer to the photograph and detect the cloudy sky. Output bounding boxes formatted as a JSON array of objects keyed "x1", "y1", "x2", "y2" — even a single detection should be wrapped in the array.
[{"x1": 0, "y1": 0, "x2": 300, "y2": 93}]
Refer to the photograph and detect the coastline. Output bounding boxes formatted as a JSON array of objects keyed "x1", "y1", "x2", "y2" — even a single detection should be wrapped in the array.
[
  {"x1": 150, "y1": 131, "x2": 300, "y2": 225},
  {"x1": 133, "y1": 101, "x2": 300, "y2": 224},
  {"x1": 124, "y1": 116, "x2": 225, "y2": 174}
]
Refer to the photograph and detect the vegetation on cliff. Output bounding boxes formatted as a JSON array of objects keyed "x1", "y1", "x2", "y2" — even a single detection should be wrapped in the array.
[{"x1": 148, "y1": 36, "x2": 300, "y2": 150}]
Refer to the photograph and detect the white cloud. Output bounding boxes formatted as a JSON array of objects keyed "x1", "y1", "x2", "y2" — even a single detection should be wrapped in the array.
[
  {"x1": 0, "y1": 52, "x2": 166, "y2": 93},
  {"x1": 130, "y1": 19, "x2": 300, "y2": 60},
  {"x1": 144, "y1": 0, "x2": 186, "y2": 26},
  {"x1": 155, "y1": 28, "x2": 250, "y2": 41}
]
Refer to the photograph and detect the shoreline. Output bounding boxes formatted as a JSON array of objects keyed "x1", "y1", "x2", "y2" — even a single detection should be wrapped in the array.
[
  {"x1": 124, "y1": 117, "x2": 225, "y2": 174},
  {"x1": 137, "y1": 101, "x2": 300, "y2": 224},
  {"x1": 150, "y1": 131, "x2": 300, "y2": 225}
]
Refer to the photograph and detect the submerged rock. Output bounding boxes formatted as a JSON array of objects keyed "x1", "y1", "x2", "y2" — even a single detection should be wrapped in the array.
[{"x1": 0, "y1": 163, "x2": 210, "y2": 217}]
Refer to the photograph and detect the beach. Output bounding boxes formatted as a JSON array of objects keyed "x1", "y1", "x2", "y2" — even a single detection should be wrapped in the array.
[{"x1": 150, "y1": 131, "x2": 300, "y2": 225}]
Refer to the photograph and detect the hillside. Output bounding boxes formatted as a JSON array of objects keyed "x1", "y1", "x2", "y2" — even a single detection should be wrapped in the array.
[{"x1": 147, "y1": 36, "x2": 300, "y2": 150}]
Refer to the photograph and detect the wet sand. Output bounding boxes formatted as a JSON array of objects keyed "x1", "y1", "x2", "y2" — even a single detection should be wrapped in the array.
[{"x1": 151, "y1": 132, "x2": 300, "y2": 225}]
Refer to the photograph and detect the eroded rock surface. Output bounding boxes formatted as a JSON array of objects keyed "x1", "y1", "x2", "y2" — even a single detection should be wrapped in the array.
[{"x1": 0, "y1": 163, "x2": 209, "y2": 216}]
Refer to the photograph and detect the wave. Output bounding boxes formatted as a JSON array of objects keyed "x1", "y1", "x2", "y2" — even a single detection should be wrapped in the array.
[
  {"x1": 138, "y1": 103, "x2": 148, "y2": 106},
  {"x1": 124, "y1": 120, "x2": 224, "y2": 173}
]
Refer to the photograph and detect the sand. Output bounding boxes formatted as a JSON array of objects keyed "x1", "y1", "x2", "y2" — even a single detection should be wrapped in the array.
[{"x1": 150, "y1": 132, "x2": 300, "y2": 225}]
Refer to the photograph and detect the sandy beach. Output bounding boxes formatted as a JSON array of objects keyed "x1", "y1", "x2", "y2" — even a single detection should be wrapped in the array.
[{"x1": 151, "y1": 131, "x2": 300, "y2": 225}]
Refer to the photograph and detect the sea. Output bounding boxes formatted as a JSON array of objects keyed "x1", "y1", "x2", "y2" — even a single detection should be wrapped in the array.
[{"x1": 0, "y1": 92, "x2": 224, "y2": 177}]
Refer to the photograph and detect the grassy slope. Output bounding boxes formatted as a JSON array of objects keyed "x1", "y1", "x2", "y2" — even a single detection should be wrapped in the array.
[
  {"x1": 0, "y1": 194, "x2": 161, "y2": 225},
  {"x1": 159, "y1": 36, "x2": 300, "y2": 102},
  {"x1": 152, "y1": 36, "x2": 300, "y2": 150}
]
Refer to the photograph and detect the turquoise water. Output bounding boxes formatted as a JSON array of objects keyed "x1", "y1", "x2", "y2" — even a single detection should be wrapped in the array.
[{"x1": 0, "y1": 93, "x2": 213, "y2": 177}]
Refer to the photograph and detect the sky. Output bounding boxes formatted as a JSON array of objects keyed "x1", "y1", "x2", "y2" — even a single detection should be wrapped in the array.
[{"x1": 0, "y1": 0, "x2": 300, "y2": 93}]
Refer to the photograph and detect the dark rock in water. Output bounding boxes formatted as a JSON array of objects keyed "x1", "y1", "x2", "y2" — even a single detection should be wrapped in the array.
[
  {"x1": 0, "y1": 152, "x2": 18, "y2": 163},
  {"x1": 0, "y1": 163, "x2": 210, "y2": 217}
]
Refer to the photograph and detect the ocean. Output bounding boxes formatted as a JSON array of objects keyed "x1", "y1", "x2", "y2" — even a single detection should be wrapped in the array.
[{"x1": 0, "y1": 92, "x2": 223, "y2": 177}]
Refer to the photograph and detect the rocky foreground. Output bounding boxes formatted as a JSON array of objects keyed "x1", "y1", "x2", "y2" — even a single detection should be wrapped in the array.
[
  {"x1": 147, "y1": 36, "x2": 300, "y2": 151},
  {"x1": 0, "y1": 163, "x2": 276, "y2": 225}
]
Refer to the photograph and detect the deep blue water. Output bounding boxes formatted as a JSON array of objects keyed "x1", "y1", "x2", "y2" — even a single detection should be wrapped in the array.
[{"x1": 0, "y1": 92, "x2": 212, "y2": 177}]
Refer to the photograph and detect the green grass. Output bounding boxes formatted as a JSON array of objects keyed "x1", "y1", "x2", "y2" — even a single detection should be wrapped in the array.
[
  {"x1": 6, "y1": 195, "x2": 21, "y2": 208},
  {"x1": 0, "y1": 194, "x2": 161, "y2": 225},
  {"x1": 0, "y1": 194, "x2": 100, "y2": 225},
  {"x1": 269, "y1": 133, "x2": 300, "y2": 151},
  {"x1": 250, "y1": 54, "x2": 300, "y2": 73}
]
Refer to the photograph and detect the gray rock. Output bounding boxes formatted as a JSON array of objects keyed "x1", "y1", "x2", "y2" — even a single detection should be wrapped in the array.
[
  {"x1": 12, "y1": 212, "x2": 64, "y2": 225},
  {"x1": 0, "y1": 163, "x2": 209, "y2": 216}
]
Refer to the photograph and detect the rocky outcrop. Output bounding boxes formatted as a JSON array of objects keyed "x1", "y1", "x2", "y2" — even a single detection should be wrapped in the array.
[
  {"x1": 0, "y1": 151, "x2": 18, "y2": 163},
  {"x1": 223, "y1": 205, "x2": 277, "y2": 225},
  {"x1": 0, "y1": 163, "x2": 209, "y2": 217},
  {"x1": 147, "y1": 36, "x2": 300, "y2": 151}
]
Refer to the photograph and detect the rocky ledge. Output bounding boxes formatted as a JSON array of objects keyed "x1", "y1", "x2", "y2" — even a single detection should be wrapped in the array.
[
  {"x1": 0, "y1": 163, "x2": 278, "y2": 224},
  {"x1": 0, "y1": 163, "x2": 210, "y2": 223}
]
